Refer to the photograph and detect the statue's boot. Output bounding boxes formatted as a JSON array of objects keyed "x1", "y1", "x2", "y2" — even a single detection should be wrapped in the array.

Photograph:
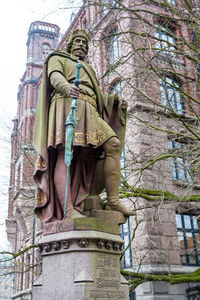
[
  {"x1": 67, "y1": 209, "x2": 86, "y2": 219},
  {"x1": 106, "y1": 197, "x2": 135, "y2": 216},
  {"x1": 102, "y1": 137, "x2": 135, "y2": 217}
]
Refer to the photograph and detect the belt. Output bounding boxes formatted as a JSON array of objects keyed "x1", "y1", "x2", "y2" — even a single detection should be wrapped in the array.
[
  {"x1": 51, "y1": 92, "x2": 97, "y2": 109},
  {"x1": 79, "y1": 93, "x2": 97, "y2": 109}
]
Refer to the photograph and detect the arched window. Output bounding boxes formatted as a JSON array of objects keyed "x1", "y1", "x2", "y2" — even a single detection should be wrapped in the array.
[
  {"x1": 42, "y1": 43, "x2": 50, "y2": 61},
  {"x1": 155, "y1": 23, "x2": 176, "y2": 57}
]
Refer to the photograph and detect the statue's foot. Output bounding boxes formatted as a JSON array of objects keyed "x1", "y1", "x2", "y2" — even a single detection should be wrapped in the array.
[
  {"x1": 106, "y1": 198, "x2": 135, "y2": 217},
  {"x1": 67, "y1": 209, "x2": 86, "y2": 219}
]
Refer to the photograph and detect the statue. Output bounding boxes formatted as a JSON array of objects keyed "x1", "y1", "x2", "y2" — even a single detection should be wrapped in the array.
[{"x1": 33, "y1": 29, "x2": 134, "y2": 222}]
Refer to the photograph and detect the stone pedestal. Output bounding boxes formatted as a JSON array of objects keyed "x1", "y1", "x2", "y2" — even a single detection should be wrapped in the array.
[{"x1": 32, "y1": 217, "x2": 129, "y2": 300}]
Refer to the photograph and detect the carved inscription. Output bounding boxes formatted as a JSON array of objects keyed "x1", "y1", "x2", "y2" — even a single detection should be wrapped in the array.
[
  {"x1": 96, "y1": 254, "x2": 120, "y2": 290},
  {"x1": 97, "y1": 255, "x2": 117, "y2": 268},
  {"x1": 96, "y1": 279, "x2": 119, "y2": 288},
  {"x1": 89, "y1": 291, "x2": 125, "y2": 299}
]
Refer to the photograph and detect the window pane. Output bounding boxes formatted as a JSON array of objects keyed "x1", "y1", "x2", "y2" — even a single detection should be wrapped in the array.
[
  {"x1": 107, "y1": 28, "x2": 120, "y2": 65},
  {"x1": 121, "y1": 219, "x2": 132, "y2": 268},
  {"x1": 122, "y1": 221, "x2": 128, "y2": 233},
  {"x1": 193, "y1": 216, "x2": 198, "y2": 230},
  {"x1": 177, "y1": 231, "x2": 186, "y2": 264},
  {"x1": 176, "y1": 157, "x2": 186, "y2": 180},
  {"x1": 186, "y1": 232, "x2": 193, "y2": 249},
  {"x1": 156, "y1": 25, "x2": 176, "y2": 57},
  {"x1": 184, "y1": 215, "x2": 192, "y2": 229},
  {"x1": 176, "y1": 214, "x2": 200, "y2": 266},
  {"x1": 195, "y1": 233, "x2": 200, "y2": 251},
  {"x1": 100, "y1": 0, "x2": 108, "y2": 17},
  {"x1": 161, "y1": 90, "x2": 167, "y2": 106},
  {"x1": 166, "y1": 88, "x2": 175, "y2": 107},
  {"x1": 168, "y1": 140, "x2": 192, "y2": 182},
  {"x1": 160, "y1": 77, "x2": 184, "y2": 114},
  {"x1": 166, "y1": 77, "x2": 173, "y2": 85},
  {"x1": 170, "y1": 156, "x2": 178, "y2": 180},
  {"x1": 124, "y1": 235, "x2": 130, "y2": 246},
  {"x1": 173, "y1": 141, "x2": 180, "y2": 149},
  {"x1": 195, "y1": 233, "x2": 200, "y2": 242},
  {"x1": 178, "y1": 231, "x2": 184, "y2": 243},
  {"x1": 124, "y1": 247, "x2": 131, "y2": 266},
  {"x1": 184, "y1": 161, "x2": 193, "y2": 183},
  {"x1": 176, "y1": 214, "x2": 182, "y2": 228},
  {"x1": 175, "y1": 92, "x2": 184, "y2": 114}
]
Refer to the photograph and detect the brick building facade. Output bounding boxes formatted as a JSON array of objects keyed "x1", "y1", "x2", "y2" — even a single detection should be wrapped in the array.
[{"x1": 6, "y1": 0, "x2": 200, "y2": 299}]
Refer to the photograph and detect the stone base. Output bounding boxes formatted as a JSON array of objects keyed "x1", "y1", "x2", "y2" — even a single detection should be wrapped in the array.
[
  {"x1": 33, "y1": 219, "x2": 129, "y2": 300},
  {"x1": 43, "y1": 216, "x2": 123, "y2": 235}
]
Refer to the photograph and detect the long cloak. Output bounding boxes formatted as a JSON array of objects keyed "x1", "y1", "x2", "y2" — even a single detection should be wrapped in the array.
[{"x1": 33, "y1": 51, "x2": 127, "y2": 221}]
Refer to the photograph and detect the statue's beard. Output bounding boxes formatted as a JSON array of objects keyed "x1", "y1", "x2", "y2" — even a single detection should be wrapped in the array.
[{"x1": 71, "y1": 47, "x2": 86, "y2": 59}]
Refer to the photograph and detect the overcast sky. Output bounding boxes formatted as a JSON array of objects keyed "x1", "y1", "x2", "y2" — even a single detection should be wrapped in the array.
[{"x1": 0, "y1": 0, "x2": 82, "y2": 251}]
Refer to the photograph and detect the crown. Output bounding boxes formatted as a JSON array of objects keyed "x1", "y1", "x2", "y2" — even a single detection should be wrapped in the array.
[
  {"x1": 71, "y1": 29, "x2": 90, "y2": 41},
  {"x1": 66, "y1": 29, "x2": 90, "y2": 54},
  {"x1": 68, "y1": 29, "x2": 90, "y2": 45}
]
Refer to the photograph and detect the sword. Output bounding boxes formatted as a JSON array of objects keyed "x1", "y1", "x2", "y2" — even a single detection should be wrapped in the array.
[{"x1": 64, "y1": 62, "x2": 82, "y2": 218}]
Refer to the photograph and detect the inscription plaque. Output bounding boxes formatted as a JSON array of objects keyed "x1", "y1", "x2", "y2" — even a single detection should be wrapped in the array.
[
  {"x1": 86, "y1": 253, "x2": 127, "y2": 299},
  {"x1": 96, "y1": 254, "x2": 119, "y2": 288}
]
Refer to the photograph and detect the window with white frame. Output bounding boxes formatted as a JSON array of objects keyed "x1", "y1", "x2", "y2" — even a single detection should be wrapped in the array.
[
  {"x1": 155, "y1": 24, "x2": 176, "y2": 57},
  {"x1": 168, "y1": 140, "x2": 193, "y2": 182},
  {"x1": 160, "y1": 77, "x2": 184, "y2": 114},
  {"x1": 176, "y1": 213, "x2": 200, "y2": 266},
  {"x1": 121, "y1": 218, "x2": 132, "y2": 268},
  {"x1": 106, "y1": 27, "x2": 120, "y2": 65}
]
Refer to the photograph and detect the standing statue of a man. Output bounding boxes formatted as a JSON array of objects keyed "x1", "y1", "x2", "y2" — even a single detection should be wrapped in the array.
[{"x1": 33, "y1": 29, "x2": 134, "y2": 222}]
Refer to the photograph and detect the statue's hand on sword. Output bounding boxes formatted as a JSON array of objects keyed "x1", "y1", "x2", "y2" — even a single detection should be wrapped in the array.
[{"x1": 65, "y1": 85, "x2": 80, "y2": 99}]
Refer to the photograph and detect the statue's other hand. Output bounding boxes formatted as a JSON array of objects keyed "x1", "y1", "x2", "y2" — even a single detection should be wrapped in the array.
[{"x1": 67, "y1": 86, "x2": 80, "y2": 98}]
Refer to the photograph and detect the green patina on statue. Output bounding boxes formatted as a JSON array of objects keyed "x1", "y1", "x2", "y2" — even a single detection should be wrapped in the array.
[{"x1": 33, "y1": 29, "x2": 134, "y2": 222}]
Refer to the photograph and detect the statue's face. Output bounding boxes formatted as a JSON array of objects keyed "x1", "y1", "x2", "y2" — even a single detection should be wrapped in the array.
[{"x1": 71, "y1": 36, "x2": 87, "y2": 60}]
